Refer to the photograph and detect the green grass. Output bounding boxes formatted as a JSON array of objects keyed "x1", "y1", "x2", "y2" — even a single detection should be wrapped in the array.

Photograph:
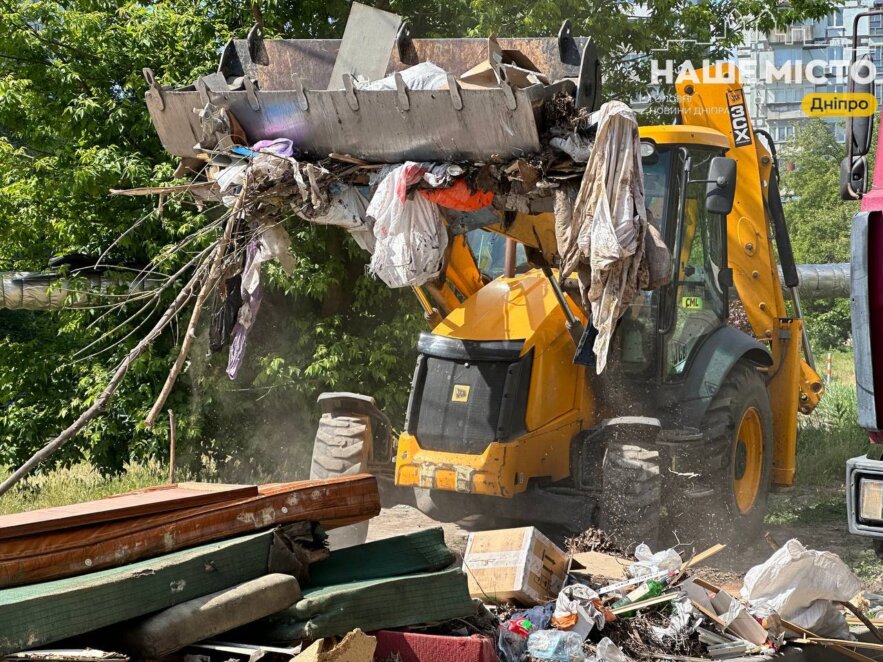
[
  {"x1": 796, "y1": 376, "x2": 869, "y2": 486},
  {"x1": 0, "y1": 461, "x2": 166, "y2": 515}
]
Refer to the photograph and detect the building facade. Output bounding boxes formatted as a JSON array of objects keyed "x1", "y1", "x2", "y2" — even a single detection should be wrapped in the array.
[{"x1": 735, "y1": 0, "x2": 883, "y2": 145}]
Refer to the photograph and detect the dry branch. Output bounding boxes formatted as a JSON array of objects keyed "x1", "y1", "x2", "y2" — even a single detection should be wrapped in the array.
[
  {"x1": 144, "y1": 191, "x2": 241, "y2": 427},
  {"x1": 0, "y1": 258, "x2": 211, "y2": 497}
]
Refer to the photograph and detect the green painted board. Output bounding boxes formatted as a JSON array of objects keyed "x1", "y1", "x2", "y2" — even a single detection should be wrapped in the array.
[
  {"x1": 238, "y1": 567, "x2": 475, "y2": 641},
  {"x1": 308, "y1": 527, "x2": 454, "y2": 587},
  {"x1": 0, "y1": 529, "x2": 275, "y2": 655}
]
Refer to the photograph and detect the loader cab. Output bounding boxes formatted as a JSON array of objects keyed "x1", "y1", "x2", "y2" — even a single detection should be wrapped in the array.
[{"x1": 618, "y1": 127, "x2": 734, "y2": 384}]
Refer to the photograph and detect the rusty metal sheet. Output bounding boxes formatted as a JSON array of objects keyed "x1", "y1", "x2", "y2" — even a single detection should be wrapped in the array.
[
  {"x1": 0, "y1": 483, "x2": 257, "y2": 540},
  {"x1": 327, "y1": 2, "x2": 401, "y2": 90},
  {"x1": 230, "y1": 37, "x2": 587, "y2": 91},
  {"x1": 148, "y1": 86, "x2": 543, "y2": 161},
  {"x1": 0, "y1": 475, "x2": 379, "y2": 588}
]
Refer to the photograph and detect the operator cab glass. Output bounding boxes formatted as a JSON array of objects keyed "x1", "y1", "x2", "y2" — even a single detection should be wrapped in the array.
[{"x1": 617, "y1": 142, "x2": 728, "y2": 381}]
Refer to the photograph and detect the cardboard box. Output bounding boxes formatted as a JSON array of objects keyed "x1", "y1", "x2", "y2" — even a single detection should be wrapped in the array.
[
  {"x1": 682, "y1": 577, "x2": 768, "y2": 646},
  {"x1": 462, "y1": 526, "x2": 567, "y2": 605},
  {"x1": 459, "y1": 36, "x2": 550, "y2": 90}
]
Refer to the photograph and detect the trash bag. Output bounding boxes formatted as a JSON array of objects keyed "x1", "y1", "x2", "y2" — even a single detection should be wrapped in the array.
[
  {"x1": 740, "y1": 539, "x2": 862, "y2": 639},
  {"x1": 355, "y1": 61, "x2": 448, "y2": 91},
  {"x1": 588, "y1": 638, "x2": 631, "y2": 662},
  {"x1": 419, "y1": 179, "x2": 494, "y2": 211},
  {"x1": 526, "y1": 630, "x2": 585, "y2": 661},
  {"x1": 311, "y1": 184, "x2": 369, "y2": 230},
  {"x1": 627, "y1": 543, "x2": 681, "y2": 578},
  {"x1": 551, "y1": 584, "x2": 604, "y2": 638},
  {"x1": 367, "y1": 162, "x2": 448, "y2": 288}
]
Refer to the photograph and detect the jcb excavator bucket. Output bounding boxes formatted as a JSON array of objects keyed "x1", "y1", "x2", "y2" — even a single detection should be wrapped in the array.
[{"x1": 145, "y1": 25, "x2": 595, "y2": 163}]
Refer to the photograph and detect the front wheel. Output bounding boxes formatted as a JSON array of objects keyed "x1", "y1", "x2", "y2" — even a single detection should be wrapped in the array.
[
  {"x1": 666, "y1": 361, "x2": 773, "y2": 548},
  {"x1": 310, "y1": 412, "x2": 371, "y2": 548}
]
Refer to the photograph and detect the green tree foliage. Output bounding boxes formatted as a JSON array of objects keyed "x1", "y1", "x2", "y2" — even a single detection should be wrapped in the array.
[
  {"x1": 0, "y1": 0, "x2": 837, "y2": 480},
  {"x1": 782, "y1": 119, "x2": 860, "y2": 351}
]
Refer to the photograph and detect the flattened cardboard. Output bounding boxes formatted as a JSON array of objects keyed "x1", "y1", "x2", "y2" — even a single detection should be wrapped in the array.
[
  {"x1": 463, "y1": 527, "x2": 567, "y2": 605},
  {"x1": 569, "y1": 551, "x2": 630, "y2": 581}
]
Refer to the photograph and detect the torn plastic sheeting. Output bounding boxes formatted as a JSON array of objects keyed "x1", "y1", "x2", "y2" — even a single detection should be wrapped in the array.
[
  {"x1": 227, "y1": 224, "x2": 295, "y2": 380},
  {"x1": 367, "y1": 162, "x2": 448, "y2": 288},
  {"x1": 740, "y1": 538, "x2": 862, "y2": 639},
  {"x1": 588, "y1": 637, "x2": 632, "y2": 662},
  {"x1": 419, "y1": 179, "x2": 494, "y2": 211},
  {"x1": 551, "y1": 584, "x2": 604, "y2": 638},
  {"x1": 627, "y1": 543, "x2": 681, "y2": 579}
]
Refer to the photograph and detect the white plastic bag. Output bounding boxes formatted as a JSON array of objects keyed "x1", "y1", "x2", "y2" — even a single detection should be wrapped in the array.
[
  {"x1": 627, "y1": 543, "x2": 681, "y2": 578},
  {"x1": 310, "y1": 184, "x2": 369, "y2": 230},
  {"x1": 367, "y1": 162, "x2": 448, "y2": 288},
  {"x1": 740, "y1": 539, "x2": 861, "y2": 639},
  {"x1": 356, "y1": 61, "x2": 448, "y2": 91},
  {"x1": 589, "y1": 638, "x2": 631, "y2": 662}
]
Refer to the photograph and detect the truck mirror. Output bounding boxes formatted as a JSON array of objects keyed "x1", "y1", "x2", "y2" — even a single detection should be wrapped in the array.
[
  {"x1": 841, "y1": 155, "x2": 867, "y2": 200},
  {"x1": 849, "y1": 56, "x2": 875, "y2": 158},
  {"x1": 705, "y1": 157, "x2": 737, "y2": 215}
]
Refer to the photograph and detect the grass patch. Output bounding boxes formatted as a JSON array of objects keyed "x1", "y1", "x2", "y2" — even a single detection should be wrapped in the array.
[
  {"x1": 797, "y1": 381, "x2": 868, "y2": 486},
  {"x1": 766, "y1": 490, "x2": 845, "y2": 525},
  {"x1": 0, "y1": 461, "x2": 165, "y2": 515}
]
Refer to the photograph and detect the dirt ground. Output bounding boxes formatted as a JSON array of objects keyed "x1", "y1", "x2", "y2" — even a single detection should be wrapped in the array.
[{"x1": 366, "y1": 485, "x2": 883, "y2": 594}]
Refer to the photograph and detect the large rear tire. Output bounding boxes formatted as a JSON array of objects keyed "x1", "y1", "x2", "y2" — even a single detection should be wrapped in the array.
[
  {"x1": 666, "y1": 361, "x2": 773, "y2": 548},
  {"x1": 310, "y1": 413, "x2": 371, "y2": 548}
]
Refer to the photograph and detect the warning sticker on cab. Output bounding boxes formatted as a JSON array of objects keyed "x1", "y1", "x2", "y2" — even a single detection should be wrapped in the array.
[
  {"x1": 452, "y1": 384, "x2": 471, "y2": 402},
  {"x1": 681, "y1": 296, "x2": 703, "y2": 310}
]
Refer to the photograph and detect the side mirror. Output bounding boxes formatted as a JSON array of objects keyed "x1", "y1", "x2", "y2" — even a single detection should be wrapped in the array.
[
  {"x1": 849, "y1": 56, "x2": 876, "y2": 158},
  {"x1": 705, "y1": 157, "x2": 737, "y2": 215},
  {"x1": 841, "y1": 155, "x2": 867, "y2": 200}
]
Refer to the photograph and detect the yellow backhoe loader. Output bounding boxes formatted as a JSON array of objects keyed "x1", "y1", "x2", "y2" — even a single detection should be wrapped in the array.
[
  {"x1": 145, "y1": 19, "x2": 823, "y2": 547},
  {"x1": 309, "y1": 65, "x2": 823, "y2": 548}
]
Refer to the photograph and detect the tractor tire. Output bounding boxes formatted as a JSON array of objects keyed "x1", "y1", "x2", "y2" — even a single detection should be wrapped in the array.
[
  {"x1": 310, "y1": 413, "x2": 371, "y2": 548},
  {"x1": 600, "y1": 442, "x2": 661, "y2": 553},
  {"x1": 666, "y1": 361, "x2": 773, "y2": 548}
]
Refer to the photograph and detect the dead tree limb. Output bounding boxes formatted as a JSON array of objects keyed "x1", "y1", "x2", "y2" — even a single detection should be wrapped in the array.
[
  {"x1": 0, "y1": 259, "x2": 210, "y2": 497},
  {"x1": 144, "y1": 194, "x2": 241, "y2": 428}
]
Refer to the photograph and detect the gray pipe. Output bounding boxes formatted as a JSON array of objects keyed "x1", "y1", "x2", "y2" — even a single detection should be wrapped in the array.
[
  {"x1": 0, "y1": 271, "x2": 158, "y2": 310},
  {"x1": 0, "y1": 263, "x2": 853, "y2": 311}
]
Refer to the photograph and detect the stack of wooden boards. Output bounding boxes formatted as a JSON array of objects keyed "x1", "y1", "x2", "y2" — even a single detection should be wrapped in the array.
[{"x1": 0, "y1": 476, "x2": 475, "y2": 658}]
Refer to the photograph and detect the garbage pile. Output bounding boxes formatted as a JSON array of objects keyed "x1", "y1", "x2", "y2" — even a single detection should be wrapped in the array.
[
  {"x1": 2, "y1": 483, "x2": 882, "y2": 662},
  {"x1": 139, "y1": 1, "x2": 672, "y2": 374},
  {"x1": 460, "y1": 526, "x2": 882, "y2": 662}
]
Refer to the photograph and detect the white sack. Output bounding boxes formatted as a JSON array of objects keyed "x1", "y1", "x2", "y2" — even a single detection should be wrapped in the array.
[
  {"x1": 356, "y1": 61, "x2": 448, "y2": 91},
  {"x1": 740, "y1": 538, "x2": 861, "y2": 638},
  {"x1": 367, "y1": 162, "x2": 448, "y2": 288}
]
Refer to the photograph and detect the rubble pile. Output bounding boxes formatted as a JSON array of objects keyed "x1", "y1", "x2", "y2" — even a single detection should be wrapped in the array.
[{"x1": 1, "y1": 482, "x2": 882, "y2": 661}]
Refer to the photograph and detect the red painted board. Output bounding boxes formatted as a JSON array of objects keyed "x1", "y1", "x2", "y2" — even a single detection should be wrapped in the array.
[{"x1": 0, "y1": 482, "x2": 258, "y2": 540}]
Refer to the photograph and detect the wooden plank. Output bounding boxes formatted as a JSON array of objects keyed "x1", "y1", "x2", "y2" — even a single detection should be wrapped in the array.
[
  {"x1": 682, "y1": 544, "x2": 726, "y2": 570},
  {"x1": 0, "y1": 475, "x2": 379, "y2": 588},
  {"x1": 781, "y1": 619, "x2": 876, "y2": 662},
  {"x1": 800, "y1": 638, "x2": 883, "y2": 652},
  {"x1": 0, "y1": 530, "x2": 277, "y2": 656},
  {"x1": 0, "y1": 483, "x2": 257, "y2": 540}
]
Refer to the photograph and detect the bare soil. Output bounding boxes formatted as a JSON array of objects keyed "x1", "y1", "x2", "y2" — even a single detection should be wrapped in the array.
[{"x1": 366, "y1": 486, "x2": 883, "y2": 593}]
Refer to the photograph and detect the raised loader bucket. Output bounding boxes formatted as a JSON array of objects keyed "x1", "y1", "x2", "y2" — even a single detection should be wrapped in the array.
[{"x1": 145, "y1": 6, "x2": 597, "y2": 163}]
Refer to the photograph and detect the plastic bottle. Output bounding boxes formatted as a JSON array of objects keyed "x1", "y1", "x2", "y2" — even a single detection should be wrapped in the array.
[
  {"x1": 526, "y1": 629, "x2": 586, "y2": 661},
  {"x1": 498, "y1": 618, "x2": 534, "y2": 662}
]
